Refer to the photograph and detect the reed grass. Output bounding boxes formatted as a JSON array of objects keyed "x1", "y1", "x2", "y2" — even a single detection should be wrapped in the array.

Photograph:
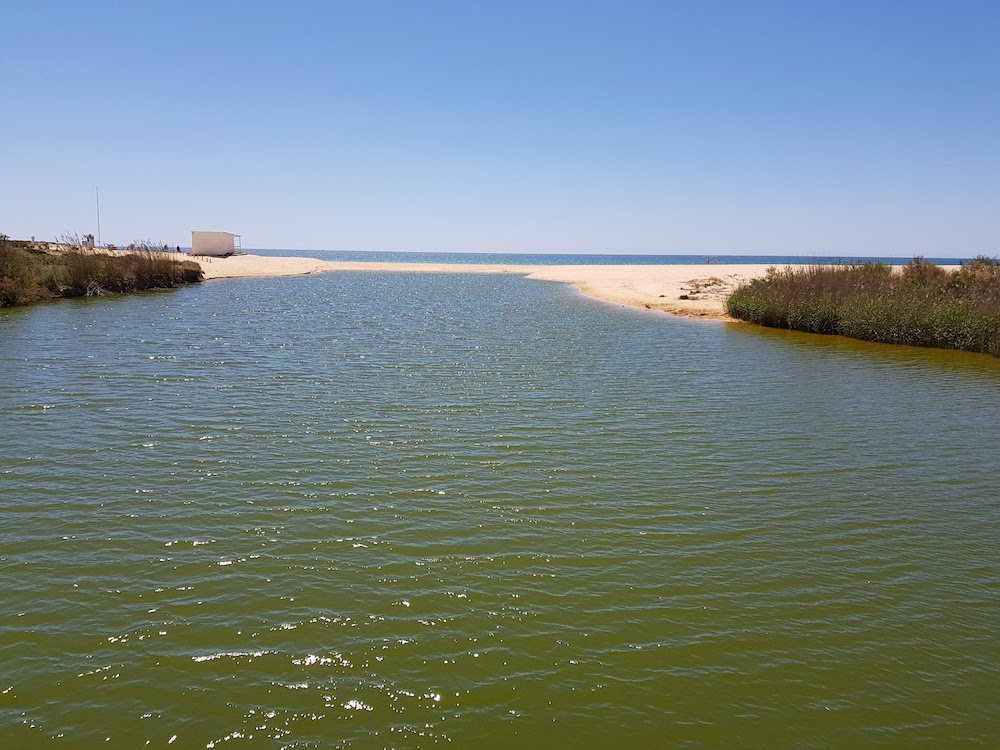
[
  {"x1": 725, "y1": 257, "x2": 1000, "y2": 357},
  {"x1": 0, "y1": 236, "x2": 203, "y2": 307}
]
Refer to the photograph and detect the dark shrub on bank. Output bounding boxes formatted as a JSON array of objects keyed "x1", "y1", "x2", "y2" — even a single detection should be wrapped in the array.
[
  {"x1": 0, "y1": 236, "x2": 203, "y2": 307},
  {"x1": 725, "y1": 257, "x2": 1000, "y2": 357},
  {"x1": 0, "y1": 237, "x2": 60, "y2": 305},
  {"x1": 61, "y1": 245, "x2": 202, "y2": 296}
]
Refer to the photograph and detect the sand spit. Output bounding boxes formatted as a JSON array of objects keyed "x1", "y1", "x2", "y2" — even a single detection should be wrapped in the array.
[
  {"x1": 195, "y1": 254, "x2": 788, "y2": 319},
  {"x1": 524, "y1": 264, "x2": 778, "y2": 319},
  {"x1": 193, "y1": 254, "x2": 345, "y2": 279},
  {"x1": 194, "y1": 254, "x2": 957, "y2": 320}
]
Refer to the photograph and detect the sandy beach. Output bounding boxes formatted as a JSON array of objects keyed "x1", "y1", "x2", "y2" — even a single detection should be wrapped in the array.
[{"x1": 193, "y1": 254, "x2": 793, "y2": 319}]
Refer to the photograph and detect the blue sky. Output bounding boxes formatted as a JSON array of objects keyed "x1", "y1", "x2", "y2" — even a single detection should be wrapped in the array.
[{"x1": 2, "y1": 0, "x2": 998, "y2": 256}]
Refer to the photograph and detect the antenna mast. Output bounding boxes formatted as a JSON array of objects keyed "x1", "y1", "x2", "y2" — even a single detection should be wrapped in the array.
[{"x1": 96, "y1": 187, "x2": 102, "y2": 246}]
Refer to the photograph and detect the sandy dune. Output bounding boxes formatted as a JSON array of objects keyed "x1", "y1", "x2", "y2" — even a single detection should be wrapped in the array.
[{"x1": 193, "y1": 254, "x2": 784, "y2": 319}]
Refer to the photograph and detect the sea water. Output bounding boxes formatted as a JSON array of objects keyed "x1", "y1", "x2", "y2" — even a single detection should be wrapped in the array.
[
  {"x1": 251, "y1": 249, "x2": 969, "y2": 266},
  {"x1": 1, "y1": 271, "x2": 997, "y2": 747}
]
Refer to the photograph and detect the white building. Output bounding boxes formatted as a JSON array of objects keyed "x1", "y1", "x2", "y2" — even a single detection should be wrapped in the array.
[{"x1": 190, "y1": 231, "x2": 242, "y2": 257}]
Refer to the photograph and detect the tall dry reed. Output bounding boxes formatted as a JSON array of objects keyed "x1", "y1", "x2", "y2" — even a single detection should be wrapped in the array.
[
  {"x1": 0, "y1": 237, "x2": 203, "y2": 307},
  {"x1": 725, "y1": 257, "x2": 1000, "y2": 357}
]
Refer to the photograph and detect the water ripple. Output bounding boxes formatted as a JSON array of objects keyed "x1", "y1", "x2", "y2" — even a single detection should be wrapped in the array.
[{"x1": 0, "y1": 273, "x2": 997, "y2": 746}]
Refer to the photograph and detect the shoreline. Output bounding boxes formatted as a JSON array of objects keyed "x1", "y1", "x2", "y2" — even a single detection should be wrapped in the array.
[
  {"x1": 193, "y1": 255, "x2": 794, "y2": 320},
  {"x1": 192, "y1": 254, "x2": 963, "y2": 321}
]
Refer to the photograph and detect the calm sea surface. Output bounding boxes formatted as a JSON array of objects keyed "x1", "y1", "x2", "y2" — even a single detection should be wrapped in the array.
[
  {"x1": 1, "y1": 272, "x2": 997, "y2": 748},
  {"x1": 251, "y1": 249, "x2": 968, "y2": 266}
]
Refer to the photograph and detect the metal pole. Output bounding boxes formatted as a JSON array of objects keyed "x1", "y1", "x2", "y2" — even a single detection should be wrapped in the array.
[{"x1": 96, "y1": 187, "x2": 102, "y2": 246}]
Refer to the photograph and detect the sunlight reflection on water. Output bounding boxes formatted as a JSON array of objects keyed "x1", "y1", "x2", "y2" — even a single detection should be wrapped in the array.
[{"x1": 0, "y1": 272, "x2": 997, "y2": 747}]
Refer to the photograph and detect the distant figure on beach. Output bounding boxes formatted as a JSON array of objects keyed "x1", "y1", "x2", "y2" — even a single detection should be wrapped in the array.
[{"x1": 176, "y1": 245, "x2": 181, "y2": 253}]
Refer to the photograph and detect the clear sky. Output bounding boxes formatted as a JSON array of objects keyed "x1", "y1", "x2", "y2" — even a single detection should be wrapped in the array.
[{"x1": 3, "y1": 0, "x2": 998, "y2": 256}]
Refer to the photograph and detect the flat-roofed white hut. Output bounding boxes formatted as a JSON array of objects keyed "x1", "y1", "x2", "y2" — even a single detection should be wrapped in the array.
[{"x1": 190, "y1": 231, "x2": 242, "y2": 257}]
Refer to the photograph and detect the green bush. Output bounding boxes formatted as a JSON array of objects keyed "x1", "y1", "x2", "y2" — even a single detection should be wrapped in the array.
[{"x1": 726, "y1": 258, "x2": 1000, "y2": 357}]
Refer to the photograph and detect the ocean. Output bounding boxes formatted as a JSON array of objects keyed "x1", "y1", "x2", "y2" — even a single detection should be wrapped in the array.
[{"x1": 250, "y1": 249, "x2": 969, "y2": 266}]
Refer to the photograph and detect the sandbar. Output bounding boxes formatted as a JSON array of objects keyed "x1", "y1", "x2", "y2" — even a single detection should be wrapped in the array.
[
  {"x1": 194, "y1": 254, "x2": 785, "y2": 319},
  {"x1": 192, "y1": 254, "x2": 960, "y2": 321}
]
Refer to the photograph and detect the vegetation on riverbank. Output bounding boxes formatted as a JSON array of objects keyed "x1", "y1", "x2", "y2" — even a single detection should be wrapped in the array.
[
  {"x1": 0, "y1": 236, "x2": 203, "y2": 307},
  {"x1": 725, "y1": 257, "x2": 1000, "y2": 357}
]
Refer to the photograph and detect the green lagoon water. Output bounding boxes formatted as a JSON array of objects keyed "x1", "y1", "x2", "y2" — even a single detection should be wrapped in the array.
[{"x1": 1, "y1": 272, "x2": 998, "y2": 748}]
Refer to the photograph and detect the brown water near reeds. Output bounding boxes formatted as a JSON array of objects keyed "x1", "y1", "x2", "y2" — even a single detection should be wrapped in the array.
[{"x1": 1, "y1": 272, "x2": 998, "y2": 747}]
